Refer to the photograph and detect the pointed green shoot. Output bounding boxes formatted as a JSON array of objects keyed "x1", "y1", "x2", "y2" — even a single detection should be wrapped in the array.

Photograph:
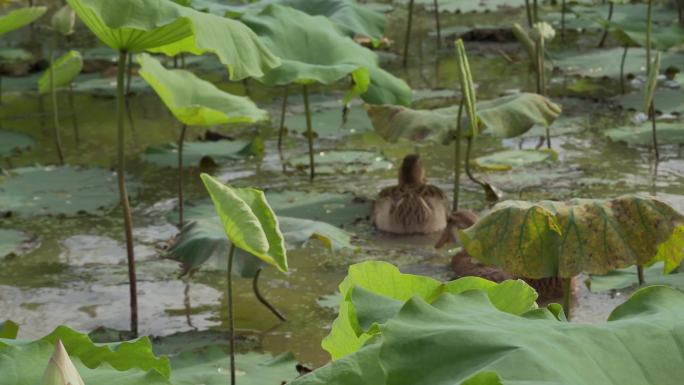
[
  {"x1": 0, "y1": 6, "x2": 46, "y2": 36},
  {"x1": 644, "y1": 51, "x2": 662, "y2": 112},
  {"x1": 200, "y1": 174, "x2": 288, "y2": 272},
  {"x1": 137, "y1": 53, "x2": 268, "y2": 126},
  {"x1": 455, "y1": 39, "x2": 478, "y2": 138},
  {"x1": 41, "y1": 340, "x2": 85, "y2": 385},
  {"x1": 38, "y1": 51, "x2": 83, "y2": 95}
]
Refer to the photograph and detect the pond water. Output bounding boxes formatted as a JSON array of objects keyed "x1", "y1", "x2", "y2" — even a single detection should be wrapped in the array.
[{"x1": 1, "y1": 2, "x2": 683, "y2": 368}]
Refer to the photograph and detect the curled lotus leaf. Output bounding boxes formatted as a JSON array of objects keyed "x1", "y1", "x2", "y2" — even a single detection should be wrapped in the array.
[
  {"x1": 366, "y1": 93, "x2": 561, "y2": 144},
  {"x1": 460, "y1": 195, "x2": 684, "y2": 278}
]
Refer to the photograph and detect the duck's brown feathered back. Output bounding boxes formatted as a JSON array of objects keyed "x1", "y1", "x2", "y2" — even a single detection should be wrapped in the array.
[{"x1": 378, "y1": 184, "x2": 446, "y2": 228}]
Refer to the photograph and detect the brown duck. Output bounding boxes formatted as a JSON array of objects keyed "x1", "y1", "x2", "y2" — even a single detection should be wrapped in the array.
[
  {"x1": 437, "y1": 211, "x2": 573, "y2": 302},
  {"x1": 372, "y1": 155, "x2": 449, "y2": 235}
]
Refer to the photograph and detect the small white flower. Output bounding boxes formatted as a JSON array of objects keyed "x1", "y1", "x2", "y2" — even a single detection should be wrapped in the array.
[{"x1": 533, "y1": 22, "x2": 556, "y2": 41}]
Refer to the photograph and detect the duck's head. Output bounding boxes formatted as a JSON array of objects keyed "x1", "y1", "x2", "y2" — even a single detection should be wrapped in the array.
[{"x1": 398, "y1": 154, "x2": 426, "y2": 187}]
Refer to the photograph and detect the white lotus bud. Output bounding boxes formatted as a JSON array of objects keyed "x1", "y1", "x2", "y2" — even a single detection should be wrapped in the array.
[
  {"x1": 532, "y1": 22, "x2": 556, "y2": 41},
  {"x1": 41, "y1": 339, "x2": 85, "y2": 385},
  {"x1": 51, "y1": 5, "x2": 75, "y2": 36}
]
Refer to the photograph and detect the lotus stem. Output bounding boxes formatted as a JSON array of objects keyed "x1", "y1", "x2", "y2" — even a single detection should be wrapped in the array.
[
  {"x1": 117, "y1": 50, "x2": 138, "y2": 338},
  {"x1": 68, "y1": 83, "x2": 80, "y2": 145},
  {"x1": 38, "y1": 93, "x2": 47, "y2": 132},
  {"x1": 465, "y1": 137, "x2": 486, "y2": 190},
  {"x1": 433, "y1": 0, "x2": 441, "y2": 49},
  {"x1": 646, "y1": 0, "x2": 653, "y2": 75},
  {"x1": 525, "y1": 0, "x2": 533, "y2": 27},
  {"x1": 598, "y1": 2, "x2": 614, "y2": 48},
  {"x1": 302, "y1": 85, "x2": 315, "y2": 181},
  {"x1": 49, "y1": 35, "x2": 65, "y2": 165},
  {"x1": 453, "y1": 100, "x2": 464, "y2": 211},
  {"x1": 637, "y1": 265, "x2": 645, "y2": 285},
  {"x1": 253, "y1": 268, "x2": 287, "y2": 322},
  {"x1": 278, "y1": 88, "x2": 289, "y2": 152},
  {"x1": 536, "y1": 37, "x2": 546, "y2": 97},
  {"x1": 178, "y1": 124, "x2": 187, "y2": 228},
  {"x1": 533, "y1": 0, "x2": 539, "y2": 23},
  {"x1": 620, "y1": 45, "x2": 628, "y2": 94},
  {"x1": 227, "y1": 243, "x2": 237, "y2": 385},
  {"x1": 561, "y1": 0, "x2": 566, "y2": 41},
  {"x1": 562, "y1": 277, "x2": 572, "y2": 319},
  {"x1": 650, "y1": 102, "x2": 659, "y2": 162},
  {"x1": 678, "y1": 0, "x2": 683, "y2": 25},
  {"x1": 125, "y1": 52, "x2": 136, "y2": 134},
  {"x1": 403, "y1": 0, "x2": 415, "y2": 68}
]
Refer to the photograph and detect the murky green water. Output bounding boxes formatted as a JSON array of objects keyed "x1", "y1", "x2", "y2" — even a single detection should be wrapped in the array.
[{"x1": 2, "y1": 3, "x2": 683, "y2": 367}]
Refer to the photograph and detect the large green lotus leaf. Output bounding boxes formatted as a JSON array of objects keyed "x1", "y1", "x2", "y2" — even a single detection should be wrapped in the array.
[
  {"x1": 0, "y1": 325, "x2": 171, "y2": 378},
  {"x1": 0, "y1": 321, "x2": 18, "y2": 339},
  {"x1": 0, "y1": 342, "x2": 170, "y2": 385},
  {"x1": 366, "y1": 93, "x2": 561, "y2": 144},
  {"x1": 170, "y1": 347, "x2": 298, "y2": 385},
  {"x1": 67, "y1": 0, "x2": 279, "y2": 80},
  {"x1": 0, "y1": 47, "x2": 32, "y2": 63},
  {"x1": 606, "y1": 122, "x2": 684, "y2": 146},
  {"x1": 167, "y1": 214, "x2": 353, "y2": 277},
  {"x1": 322, "y1": 261, "x2": 538, "y2": 360},
  {"x1": 572, "y1": 3, "x2": 674, "y2": 27},
  {"x1": 554, "y1": 48, "x2": 684, "y2": 78},
  {"x1": 0, "y1": 129, "x2": 34, "y2": 157},
  {"x1": 196, "y1": 0, "x2": 386, "y2": 44},
  {"x1": 0, "y1": 228, "x2": 36, "y2": 259},
  {"x1": 0, "y1": 166, "x2": 137, "y2": 217},
  {"x1": 287, "y1": 150, "x2": 392, "y2": 175},
  {"x1": 393, "y1": 0, "x2": 527, "y2": 13},
  {"x1": 179, "y1": 190, "x2": 369, "y2": 228},
  {"x1": 137, "y1": 54, "x2": 268, "y2": 126},
  {"x1": 286, "y1": 105, "x2": 373, "y2": 138},
  {"x1": 200, "y1": 174, "x2": 287, "y2": 272},
  {"x1": 460, "y1": 195, "x2": 684, "y2": 279},
  {"x1": 614, "y1": 89, "x2": 684, "y2": 115},
  {"x1": 612, "y1": 24, "x2": 684, "y2": 51},
  {"x1": 71, "y1": 75, "x2": 150, "y2": 97},
  {"x1": 587, "y1": 262, "x2": 684, "y2": 293},
  {"x1": 475, "y1": 149, "x2": 557, "y2": 171},
  {"x1": 241, "y1": 4, "x2": 410, "y2": 106},
  {"x1": 37, "y1": 50, "x2": 84, "y2": 94},
  {"x1": 293, "y1": 286, "x2": 684, "y2": 385},
  {"x1": 0, "y1": 6, "x2": 46, "y2": 36},
  {"x1": 143, "y1": 138, "x2": 260, "y2": 168}
]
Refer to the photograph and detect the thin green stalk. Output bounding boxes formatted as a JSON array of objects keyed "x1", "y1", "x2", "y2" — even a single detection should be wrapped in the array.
[
  {"x1": 117, "y1": 50, "x2": 138, "y2": 338},
  {"x1": 646, "y1": 0, "x2": 653, "y2": 75},
  {"x1": 49, "y1": 35, "x2": 65, "y2": 165},
  {"x1": 433, "y1": 0, "x2": 441, "y2": 48},
  {"x1": 561, "y1": 0, "x2": 566, "y2": 41},
  {"x1": 253, "y1": 268, "x2": 287, "y2": 322},
  {"x1": 620, "y1": 45, "x2": 628, "y2": 94},
  {"x1": 68, "y1": 83, "x2": 80, "y2": 145},
  {"x1": 227, "y1": 243, "x2": 237, "y2": 385},
  {"x1": 178, "y1": 124, "x2": 188, "y2": 228},
  {"x1": 453, "y1": 100, "x2": 464, "y2": 211},
  {"x1": 125, "y1": 52, "x2": 136, "y2": 134},
  {"x1": 303, "y1": 85, "x2": 315, "y2": 181},
  {"x1": 562, "y1": 277, "x2": 572, "y2": 320},
  {"x1": 402, "y1": 0, "x2": 415, "y2": 68},
  {"x1": 277, "y1": 89, "x2": 289, "y2": 151},
  {"x1": 465, "y1": 137, "x2": 485, "y2": 189},
  {"x1": 637, "y1": 265, "x2": 645, "y2": 285},
  {"x1": 533, "y1": 0, "x2": 539, "y2": 23},
  {"x1": 598, "y1": 2, "x2": 614, "y2": 48},
  {"x1": 650, "y1": 102, "x2": 659, "y2": 162},
  {"x1": 525, "y1": 0, "x2": 533, "y2": 27}
]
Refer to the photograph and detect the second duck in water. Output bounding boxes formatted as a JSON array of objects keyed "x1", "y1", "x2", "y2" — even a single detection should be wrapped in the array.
[{"x1": 372, "y1": 154, "x2": 449, "y2": 235}]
